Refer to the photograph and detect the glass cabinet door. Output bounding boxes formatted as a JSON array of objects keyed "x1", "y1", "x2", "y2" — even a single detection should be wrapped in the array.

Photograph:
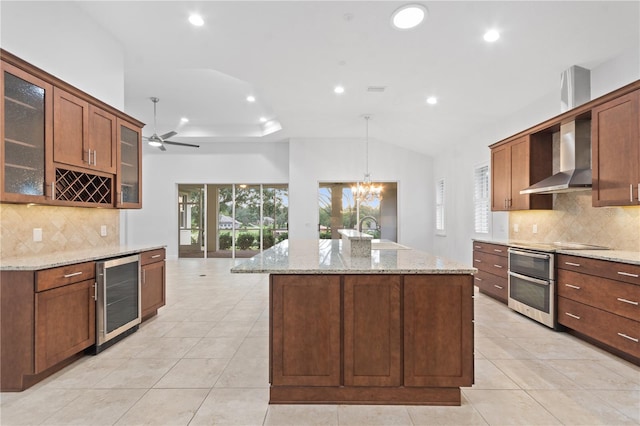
[
  {"x1": 116, "y1": 119, "x2": 141, "y2": 208},
  {"x1": 1, "y1": 62, "x2": 53, "y2": 202}
]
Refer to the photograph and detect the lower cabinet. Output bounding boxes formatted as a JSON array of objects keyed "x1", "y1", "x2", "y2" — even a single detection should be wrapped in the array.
[
  {"x1": 140, "y1": 248, "x2": 166, "y2": 319},
  {"x1": 472, "y1": 241, "x2": 508, "y2": 303},
  {"x1": 35, "y1": 279, "x2": 96, "y2": 373},
  {"x1": 269, "y1": 273, "x2": 474, "y2": 404}
]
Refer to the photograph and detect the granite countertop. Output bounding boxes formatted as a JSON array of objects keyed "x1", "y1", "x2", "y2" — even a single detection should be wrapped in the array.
[
  {"x1": 231, "y1": 239, "x2": 476, "y2": 274},
  {"x1": 472, "y1": 238, "x2": 640, "y2": 266},
  {"x1": 0, "y1": 245, "x2": 166, "y2": 271}
]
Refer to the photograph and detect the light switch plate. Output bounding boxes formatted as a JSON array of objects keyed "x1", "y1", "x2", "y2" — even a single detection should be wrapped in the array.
[
  {"x1": 533, "y1": 224, "x2": 538, "y2": 234},
  {"x1": 100, "y1": 225, "x2": 107, "y2": 237},
  {"x1": 33, "y1": 228, "x2": 42, "y2": 242}
]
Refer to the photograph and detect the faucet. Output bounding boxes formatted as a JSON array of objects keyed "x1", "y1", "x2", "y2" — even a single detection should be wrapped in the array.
[{"x1": 358, "y1": 216, "x2": 380, "y2": 234}]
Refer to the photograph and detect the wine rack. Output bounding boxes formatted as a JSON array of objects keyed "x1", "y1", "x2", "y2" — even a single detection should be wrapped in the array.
[{"x1": 55, "y1": 168, "x2": 112, "y2": 205}]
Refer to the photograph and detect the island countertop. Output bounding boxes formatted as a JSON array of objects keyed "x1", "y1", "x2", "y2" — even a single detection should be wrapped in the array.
[{"x1": 231, "y1": 239, "x2": 476, "y2": 274}]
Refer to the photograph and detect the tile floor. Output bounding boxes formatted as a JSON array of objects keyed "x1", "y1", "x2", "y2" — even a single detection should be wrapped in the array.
[{"x1": 1, "y1": 258, "x2": 639, "y2": 425}]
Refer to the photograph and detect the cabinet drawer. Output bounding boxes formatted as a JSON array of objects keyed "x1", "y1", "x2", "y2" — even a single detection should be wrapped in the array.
[
  {"x1": 472, "y1": 251, "x2": 508, "y2": 278},
  {"x1": 472, "y1": 242, "x2": 508, "y2": 257},
  {"x1": 140, "y1": 248, "x2": 165, "y2": 265},
  {"x1": 36, "y1": 262, "x2": 95, "y2": 292},
  {"x1": 474, "y1": 270, "x2": 508, "y2": 303},
  {"x1": 558, "y1": 255, "x2": 640, "y2": 286},
  {"x1": 558, "y1": 269, "x2": 639, "y2": 321},
  {"x1": 558, "y1": 297, "x2": 640, "y2": 359}
]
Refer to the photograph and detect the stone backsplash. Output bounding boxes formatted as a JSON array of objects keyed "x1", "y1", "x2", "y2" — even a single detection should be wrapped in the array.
[
  {"x1": 0, "y1": 203, "x2": 119, "y2": 259},
  {"x1": 509, "y1": 192, "x2": 640, "y2": 251}
]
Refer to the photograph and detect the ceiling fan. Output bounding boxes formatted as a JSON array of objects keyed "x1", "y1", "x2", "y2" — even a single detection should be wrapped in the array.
[{"x1": 143, "y1": 97, "x2": 199, "y2": 151}]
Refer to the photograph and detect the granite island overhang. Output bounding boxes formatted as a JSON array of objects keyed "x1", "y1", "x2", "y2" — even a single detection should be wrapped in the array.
[{"x1": 232, "y1": 239, "x2": 477, "y2": 406}]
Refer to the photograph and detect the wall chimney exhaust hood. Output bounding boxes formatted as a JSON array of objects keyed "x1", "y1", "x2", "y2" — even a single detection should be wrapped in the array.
[{"x1": 520, "y1": 66, "x2": 592, "y2": 195}]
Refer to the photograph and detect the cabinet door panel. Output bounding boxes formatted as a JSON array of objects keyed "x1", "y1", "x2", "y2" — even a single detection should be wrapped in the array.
[
  {"x1": 116, "y1": 119, "x2": 142, "y2": 208},
  {"x1": 491, "y1": 145, "x2": 510, "y2": 211},
  {"x1": 88, "y1": 105, "x2": 116, "y2": 173},
  {"x1": 404, "y1": 275, "x2": 474, "y2": 387},
  {"x1": 35, "y1": 279, "x2": 95, "y2": 373},
  {"x1": 510, "y1": 137, "x2": 530, "y2": 210},
  {"x1": 141, "y1": 260, "x2": 165, "y2": 318},
  {"x1": 271, "y1": 275, "x2": 340, "y2": 386},
  {"x1": 592, "y1": 90, "x2": 640, "y2": 206},
  {"x1": 344, "y1": 275, "x2": 401, "y2": 386},
  {"x1": 53, "y1": 87, "x2": 89, "y2": 168}
]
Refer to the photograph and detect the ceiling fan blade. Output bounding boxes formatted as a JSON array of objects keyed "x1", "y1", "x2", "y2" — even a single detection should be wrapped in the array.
[
  {"x1": 158, "y1": 144, "x2": 167, "y2": 151},
  {"x1": 159, "y1": 131, "x2": 177, "y2": 140},
  {"x1": 163, "y1": 140, "x2": 200, "y2": 148}
]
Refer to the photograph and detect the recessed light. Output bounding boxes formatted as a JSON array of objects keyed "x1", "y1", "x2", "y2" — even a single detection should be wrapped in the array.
[
  {"x1": 188, "y1": 14, "x2": 204, "y2": 27},
  {"x1": 391, "y1": 4, "x2": 427, "y2": 30},
  {"x1": 246, "y1": 95, "x2": 256, "y2": 103},
  {"x1": 180, "y1": 117, "x2": 189, "y2": 123},
  {"x1": 426, "y1": 96, "x2": 437, "y2": 105},
  {"x1": 259, "y1": 117, "x2": 267, "y2": 123},
  {"x1": 334, "y1": 85, "x2": 345, "y2": 94},
  {"x1": 483, "y1": 29, "x2": 500, "y2": 42}
]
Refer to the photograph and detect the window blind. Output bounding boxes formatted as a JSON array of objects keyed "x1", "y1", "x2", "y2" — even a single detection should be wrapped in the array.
[
  {"x1": 474, "y1": 165, "x2": 490, "y2": 233},
  {"x1": 436, "y1": 178, "x2": 445, "y2": 233}
]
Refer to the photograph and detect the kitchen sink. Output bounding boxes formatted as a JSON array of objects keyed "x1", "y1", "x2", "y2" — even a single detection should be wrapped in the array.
[{"x1": 371, "y1": 240, "x2": 410, "y2": 250}]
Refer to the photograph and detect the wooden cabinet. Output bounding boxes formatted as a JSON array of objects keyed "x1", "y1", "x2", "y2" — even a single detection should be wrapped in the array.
[
  {"x1": 592, "y1": 89, "x2": 640, "y2": 207},
  {"x1": 1, "y1": 49, "x2": 144, "y2": 208},
  {"x1": 557, "y1": 254, "x2": 640, "y2": 362},
  {"x1": 116, "y1": 118, "x2": 142, "y2": 208},
  {"x1": 269, "y1": 273, "x2": 474, "y2": 405},
  {"x1": 1, "y1": 61, "x2": 54, "y2": 203},
  {"x1": 472, "y1": 241, "x2": 508, "y2": 303},
  {"x1": 491, "y1": 135, "x2": 552, "y2": 211},
  {"x1": 141, "y1": 248, "x2": 166, "y2": 319}
]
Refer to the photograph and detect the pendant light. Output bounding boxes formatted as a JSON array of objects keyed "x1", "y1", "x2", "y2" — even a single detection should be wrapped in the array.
[{"x1": 351, "y1": 115, "x2": 383, "y2": 203}]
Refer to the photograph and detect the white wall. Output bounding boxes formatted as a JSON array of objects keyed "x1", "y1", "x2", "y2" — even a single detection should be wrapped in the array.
[
  {"x1": 432, "y1": 48, "x2": 640, "y2": 264},
  {"x1": 288, "y1": 138, "x2": 434, "y2": 252},
  {"x1": 0, "y1": 2, "x2": 125, "y2": 109},
  {"x1": 125, "y1": 142, "x2": 290, "y2": 258}
]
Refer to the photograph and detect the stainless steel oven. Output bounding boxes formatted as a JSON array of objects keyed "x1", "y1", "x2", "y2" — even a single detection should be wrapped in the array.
[{"x1": 508, "y1": 248, "x2": 556, "y2": 328}]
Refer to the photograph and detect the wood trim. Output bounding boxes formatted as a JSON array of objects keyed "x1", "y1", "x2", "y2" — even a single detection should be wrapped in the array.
[
  {"x1": 1, "y1": 49, "x2": 144, "y2": 128},
  {"x1": 269, "y1": 386, "x2": 462, "y2": 405}
]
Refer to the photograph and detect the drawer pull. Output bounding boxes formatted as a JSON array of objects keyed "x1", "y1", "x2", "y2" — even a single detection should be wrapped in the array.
[
  {"x1": 565, "y1": 262, "x2": 581, "y2": 267},
  {"x1": 617, "y1": 271, "x2": 639, "y2": 278},
  {"x1": 151, "y1": 254, "x2": 162, "y2": 259},
  {"x1": 616, "y1": 297, "x2": 639, "y2": 306},
  {"x1": 493, "y1": 284, "x2": 504, "y2": 289},
  {"x1": 565, "y1": 312, "x2": 581, "y2": 320},
  {"x1": 474, "y1": 259, "x2": 482, "y2": 263},
  {"x1": 617, "y1": 333, "x2": 639, "y2": 343},
  {"x1": 474, "y1": 277, "x2": 483, "y2": 282},
  {"x1": 564, "y1": 284, "x2": 581, "y2": 290},
  {"x1": 474, "y1": 245, "x2": 482, "y2": 249},
  {"x1": 493, "y1": 249, "x2": 503, "y2": 253},
  {"x1": 63, "y1": 271, "x2": 83, "y2": 278},
  {"x1": 493, "y1": 264, "x2": 503, "y2": 269}
]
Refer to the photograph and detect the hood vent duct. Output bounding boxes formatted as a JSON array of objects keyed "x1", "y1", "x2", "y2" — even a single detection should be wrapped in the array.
[{"x1": 520, "y1": 66, "x2": 592, "y2": 195}]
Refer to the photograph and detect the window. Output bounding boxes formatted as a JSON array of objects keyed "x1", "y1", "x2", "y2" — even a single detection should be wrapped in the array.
[
  {"x1": 436, "y1": 178, "x2": 445, "y2": 235},
  {"x1": 474, "y1": 164, "x2": 490, "y2": 234}
]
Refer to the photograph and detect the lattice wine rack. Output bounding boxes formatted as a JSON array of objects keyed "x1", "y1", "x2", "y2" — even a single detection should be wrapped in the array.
[{"x1": 55, "y1": 168, "x2": 113, "y2": 205}]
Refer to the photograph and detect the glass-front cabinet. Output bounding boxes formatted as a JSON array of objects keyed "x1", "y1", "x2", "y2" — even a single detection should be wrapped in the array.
[
  {"x1": 116, "y1": 119, "x2": 142, "y2": 208},
  {"x1": 1, "y1": 61, "x2": 53, "y2": 203}
]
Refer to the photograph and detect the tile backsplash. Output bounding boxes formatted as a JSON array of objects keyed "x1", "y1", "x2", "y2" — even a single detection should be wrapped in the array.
[
  {"x1": 0, "y1": 204, "x2": 119, "y2": 258},
  {"x1": 509, "y1": 192, "x2": 640, "y2": 251}
]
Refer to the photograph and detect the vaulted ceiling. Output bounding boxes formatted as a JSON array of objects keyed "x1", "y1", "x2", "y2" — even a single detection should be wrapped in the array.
[{"x1": 75, "y1": 1, "x2": 639, "y2": 156}]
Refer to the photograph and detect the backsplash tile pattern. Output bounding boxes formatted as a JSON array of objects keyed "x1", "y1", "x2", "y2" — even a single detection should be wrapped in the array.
[
  {"x1": 0, "y1": 204, "x2": 119, "y2": 258},
  {"x1": 509, "y1": 192, "x2": 640, "y2": 251}
]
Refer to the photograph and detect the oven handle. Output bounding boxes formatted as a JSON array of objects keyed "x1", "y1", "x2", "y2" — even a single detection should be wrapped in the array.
[
  {"x1": 509, "y1": 271, "x2": 550, "y2": 286},
  {"x1": 508, "y1": 249, "x2": 551, "y2": 260}
]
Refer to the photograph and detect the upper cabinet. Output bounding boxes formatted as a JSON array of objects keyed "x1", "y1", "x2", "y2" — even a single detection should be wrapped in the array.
[
  {"x1": 1, "y1": 61, "x2": 54, "y2": 203},
  {"x1": 592, "y1": 89, "x2": 639, "y2": 207},
  {"x1": 1, "y1": 50, "x2": 144, "y2": 208},
  {"x1": 491, "y1": 135, "x2": 552, "y2": 211}
]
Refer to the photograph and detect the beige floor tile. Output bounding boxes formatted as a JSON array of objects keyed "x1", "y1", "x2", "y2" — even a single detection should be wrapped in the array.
[
  {"x1": 547, "y1": 359, "x2": 640, "y2": 390},
  {"x1": 466, "y1": 359, "x2": 520, "y2": 390},
  {"x1": 491, "y1": 359, "x2": 581, "y2": 390},
  {"x1": 265, "y1": 404, "x2": 338, "y2": 425},
  {"x1": 206, "y1": 321, "x2": 255, "y2": 338},
  {"x1": 338, "y1": 405, "x2": 413, "y2": 426},
  {"x1": 188, "y1": 308, "x2": 231, "y2": 322},
  {"x1": 215, "y1": 357, "x2": 269, "y2": 388},
  {"x1": 94, "y1": 358, "x2": 178, "y2": 388},
  {"x1": 154, "y1": 358, "x2": 230, "y2": 388},
  {"x1": 43, "y1": 356, "x2": 127, "y2": 389},
  {"x1": 0, "y1": 388, "x2": 83, "y2": 426},
  {"x1": 527, "y1": 389, "x2": 638, "y2": 425},
  {"x1": 41, "y1": 389, "x2": 145, "y2": 425},
  {"x1": 592, "y1": 390, "x2": 640, "y2": 423},
  {"x1": 133, "y1": 337, "x2": 201, "y2": 359},
  {"x1": 509, "y1": 336, "x2": 610, "y2": 360},
  {"x1": 136, "y1": 318, "x2": 179, "y2": 337},
  {"x1": 190, "y1": 388, "x2": 269, "y2": 425},
  {"x1": 185, "y1": 337, "x2": 245, "y2": 358},
  {"x1": 475, "y1": 336, "x2": 535, "y2": 360},
  {"x1": 463, "y1": 389, "x2": 562, "y2": 425},
  {"x1": 115, "y1": 388, "x2": 208, "y2": 426},
  {"x1": 162, "y1": 321, "x2": 217, "y2": 338},
  {"x1": 407, "y1": 395, "x2": 488, "y2": 425},
  {"x1": 235, "y1": 336, "x2": 270, "y2": 359}
]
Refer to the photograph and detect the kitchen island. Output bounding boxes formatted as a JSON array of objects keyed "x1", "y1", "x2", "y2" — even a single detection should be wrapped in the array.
[{"x1": 231, "y1": 239, "x2": 476, "y2": 405}]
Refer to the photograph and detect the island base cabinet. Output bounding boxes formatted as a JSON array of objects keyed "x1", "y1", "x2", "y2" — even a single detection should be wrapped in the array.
[{"x1": 269, "y1": 273, "x2": 474, "y2": 405}]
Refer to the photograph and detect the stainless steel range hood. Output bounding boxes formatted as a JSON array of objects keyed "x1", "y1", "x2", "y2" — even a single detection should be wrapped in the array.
[{"x1": 520, "y1": 66, "x2": 592, "y2": 195}]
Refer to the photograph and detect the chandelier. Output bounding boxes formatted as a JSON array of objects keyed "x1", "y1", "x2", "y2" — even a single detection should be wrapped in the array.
[{"x1": 351, "y1": 115, "x2": 383, "y2": 203}]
